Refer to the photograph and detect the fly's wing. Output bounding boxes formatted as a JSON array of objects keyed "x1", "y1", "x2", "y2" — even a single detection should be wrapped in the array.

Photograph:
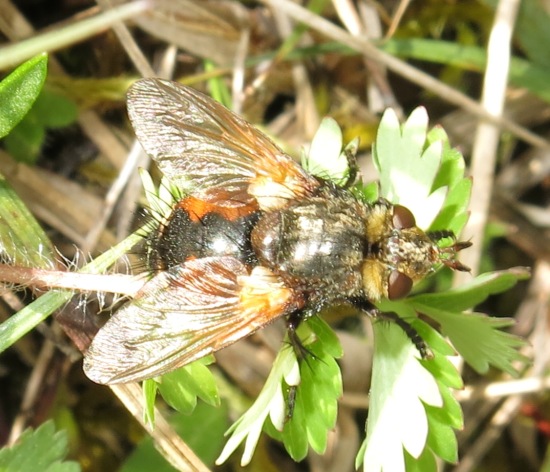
[
  {"x1": 83, "y1": 257, "x2": 301, "y2": 384},
  {"x1": 127, "y1": 78, "x2": 319, "y2": 211}
]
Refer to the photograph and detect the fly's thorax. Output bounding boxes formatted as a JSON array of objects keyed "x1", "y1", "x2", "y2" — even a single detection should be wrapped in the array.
[
  {"x1": 250, "y1": 186, "x2": 367, "y2": 295},
  {"x1": 361, "y1": 200, "x2": 439, "y2": 301}
]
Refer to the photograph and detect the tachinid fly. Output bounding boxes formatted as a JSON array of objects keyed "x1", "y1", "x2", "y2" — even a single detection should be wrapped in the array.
[{"x1": 83, "y1": 78, "x2": 470, "y2": 384}]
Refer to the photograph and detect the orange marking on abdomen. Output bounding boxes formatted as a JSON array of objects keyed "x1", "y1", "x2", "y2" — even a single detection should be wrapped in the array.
[{"x1": 177, "y1": 196, "x2": 257, "y2": 222}]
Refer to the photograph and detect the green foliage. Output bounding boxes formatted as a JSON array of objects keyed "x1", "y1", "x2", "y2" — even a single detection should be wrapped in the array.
[
  {"x1": 0, "y1": 174, "x2": 57, "y2": 269},
  {"x1": 216, "y1": 317, "x2": 343, "y2": 466},
  {"x1": 354, "y1": 109, "x2": 527, "y2": 472},
  {"x1": 0, "y1": 420, "x2": 80, "y2": 472},
  {"x1": 379, "y1": 38, "x2": 550, "y2": 105},
  {"x1": 0, "y1": 53, "x2": 77, "y2": 164},
  {"x1": 0, "y1": 54, "x2": 47, "y2": 139},
  {"x1": 489, "y1": 0, "x2": 550, "y2": 68},
  {"x1": 4, "y1": 89, "x2": 78, "y2": 164},
  {"x1": 412, "y1": 270, "x2": 530, "y2": 376},
  {"x1": 373, "y1": 107, "x2": 448, "y2": 229},
  {"x1": 142, "y1": 357, "x2": 220, "y2": 423},
  {"x1": 302, "y1": 116, "x2": 358, "y2": 186},
  {"x1": 0, "y1": 56, "x2": 527, "y2": 470},
  {"x1": 268, "y1": 317, "x2": 343, "y2": 461}
]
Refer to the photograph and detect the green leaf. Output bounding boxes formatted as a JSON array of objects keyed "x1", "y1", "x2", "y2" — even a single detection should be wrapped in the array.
[
  {"x1": 142, "y1": 379, "x2": 157, "y2": 425},
  {"x1": 303, "y1": 117, "x2": 350, "y2": 185},
  {"x1": 286, "y1": 337, "x2": 341, "y2": 456},
  {"x1": 373, "y1": 107, "x2": 448, "y2": 229},
  {"x1": 426, "y1": 308, "x2": 526, "y2": 376},
  {"x1": 427, "y1": 126, "x2": 472, "y2": 235},
  {"x1": 0, "y1": 54, "x2": 47, "y2": 139},
  {"x1": 0, "y1": 420, "x2": 80, "y2": 472},
  {"x1": 498, "y1": 0, "x2": 550, "y2": 68},
  {"x1": 411, "y1": 269, "x2": 530, "y2": 376},
  {"x1": 157, "y1": 358, "x2": 220, "y2": 414},
  {"x1": 0, "y1": 173, "x2": 56, "y2": 268},
  {"x1": 30, "y1": 89, "x2": 78, "y2": 128},
  {"x1": 379, "y1": 38, "x2": 550, "y2": 105},
  {"x1": 430, "y1": 178, "x2": 472, "y2": 235},
  {"x1": 425, "y1": 388, "x2": 461, "y2": 463},
  {"x1": 216, "y1": 343, "x2": 300, "y2": 467},
  {"x1": 404, "y1": 448, "x2": 437, "y2": 472},
  {"x1": 217, "y1": 317, "x2": 342, "y2": 466},
  {"x1": 412, "y1": 268, "x2": 530, "y2": 313},
  {"x1": 3, "y1": 116, "x2": 46, "y2": 164},
  {"x1": 360, "y1": 322, "x2": 442, "y2": 472},
  {"x1": 4, "y1": 89, "x2": 78, "y2": 164}
]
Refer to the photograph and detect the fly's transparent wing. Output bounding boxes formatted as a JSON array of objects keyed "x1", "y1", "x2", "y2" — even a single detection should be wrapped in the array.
[
  {"x1": 127, "y1": 78, "x2": 318, "y2": 209},
  {"x1": 84, "y1": 257, "x2": 299, "y2": 384}
]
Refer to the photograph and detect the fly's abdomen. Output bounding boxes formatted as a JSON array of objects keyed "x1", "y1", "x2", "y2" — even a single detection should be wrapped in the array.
[{"x1": 146, "y1": 197, "x2": 260, "y2": 272}]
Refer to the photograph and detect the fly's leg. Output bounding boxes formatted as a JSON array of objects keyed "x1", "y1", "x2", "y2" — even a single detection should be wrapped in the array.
[
  {"x1": 285, "y1": 385, "x2": 297, "y2": 422},
  {"x1": 286, "y1": 310, "x2": 316, "y2": 361},
  {"x1": 341, "y1": 148, "x2": 359, "y2": 189},
  {"x1": 350, "y1": 297, "x2": 433, "y2": 359}
]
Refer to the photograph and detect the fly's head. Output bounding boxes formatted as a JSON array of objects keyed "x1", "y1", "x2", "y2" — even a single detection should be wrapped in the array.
[{"x1": 362, "y1": 199, "x2": 471, "y2": 301}]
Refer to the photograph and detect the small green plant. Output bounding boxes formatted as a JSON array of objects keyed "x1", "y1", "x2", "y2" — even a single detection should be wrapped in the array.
[
  {"x1": 0, "y1": 52, "x2": 77, "y2": 164},
  {"x1": 0, "y1": 53, "x2": 48, "y2": 140},
  {"x1": 0, "y1": 420, "x2": 79, "y2": 472}
]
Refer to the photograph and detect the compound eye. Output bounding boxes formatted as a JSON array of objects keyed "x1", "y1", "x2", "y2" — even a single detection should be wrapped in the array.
[
  {"x1": 388, "y1": 270, "x2": 413, "y2": 300},
  {"x1": 393, "y1": 205, "x2": 416, "y2": 229}
]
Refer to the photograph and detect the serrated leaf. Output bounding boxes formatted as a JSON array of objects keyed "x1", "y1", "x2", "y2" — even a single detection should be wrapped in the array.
[
  {"x1": 216, "y1": 344, "x2": 299, "y2": 466},
  {"x1": 298, "y1": 342, "x2": 341, "y2": 452},
  {"x1": 281, "y1": 388, "x2": 309, "y2": 460},
  {"x1": 425, "y1": 398, "x2": 460, "y2": 463},
  {"x1": 277, "y1": 335, "x2": 341, "y2": 461},
  {"x1": 422, "y1": 308, "x2": 527, "y2": 376},
  {"x1": 427, "y1": 385, "x2": 463, "y2": 431},
  {"x1": 159, "y1": 370, "x2": 198, "y2": 414},
  {"x1": 430, "y1": 178, "x2": 472, "y2": 235},
  {"x1": 412, "y1": 268, "x2": 530, "y2": 313},
  {"x1": 361, "y1": 323, "x2": 442, "y2": 472},
  {"x1": 217, "y1": 316, "x2": 342, "y2": 466},
  {"x1": 411, "y1": 270, "x2": 529, "y2": 376},
  {"x1": 303, "y1": 117, "x2": 349, "y2": 185},
  {"x1": 0, "y1": 54, "x2": 47, "y2": 139},
  {"x1": 413, "y1": 319, "x2": 457, "y2": 357},
  {"x1": 157, "y1": 360, "x2": 220, "y2": 414},
  {"x1": 427, "y1": 127, "x2": 463, "y2": 190},
  {"x1": 304, "y1": 315, "x2": 343, "y2": 358},
  {"x1": 0, "y1": 420, "x2": 79, "y2": 472},
  {"x1": 404, "y1": 448, "x2": 437, "y2": 472},
  {"x1": 373, "y1": 107, "x2": 447, "y2": 229},
  {"x1": 420, "y1": 353, "x2": 463, "y2": 391}
]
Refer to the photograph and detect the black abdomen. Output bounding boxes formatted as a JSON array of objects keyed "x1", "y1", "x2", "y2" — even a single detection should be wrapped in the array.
[{"x1": 146, "y1": 202, "x2": 260, "y2": 272}]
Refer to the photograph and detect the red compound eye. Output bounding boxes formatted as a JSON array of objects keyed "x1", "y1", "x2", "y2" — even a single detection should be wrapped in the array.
[
  {"x1": 388, "y1": 270, "x2": 413, "y2": 300},
  {"x1": 393, "y1": 205, "x2": 416, "y2": 229}
]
